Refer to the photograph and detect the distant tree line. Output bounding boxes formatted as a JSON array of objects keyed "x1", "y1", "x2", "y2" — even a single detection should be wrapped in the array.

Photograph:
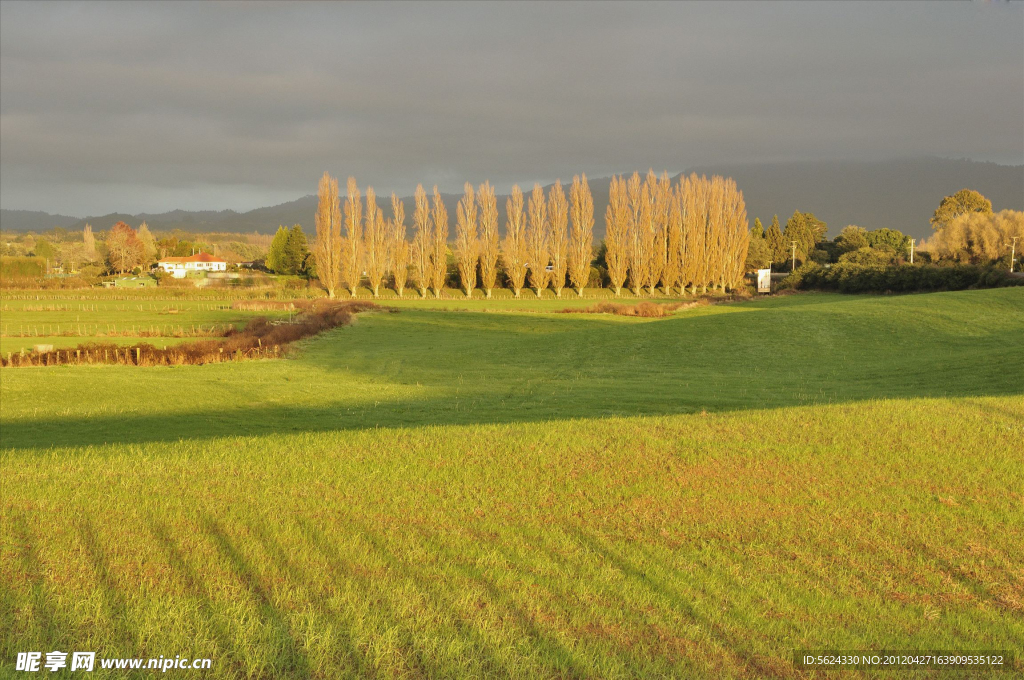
[
  {"x1": 770, "y1": 189, "x2": 1024, "y2": 294},
  {"x1": 1, "y1": 222, "x2": 273, "y2": 278},
  {"x1": 744, "y1": 188, "x2": 1022, "y2": 274},
  {"x1": 311, "y1": 170, "x2": 751, "y2": 298}
]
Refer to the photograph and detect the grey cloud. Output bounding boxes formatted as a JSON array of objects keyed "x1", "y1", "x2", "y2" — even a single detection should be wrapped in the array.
[{"x1": 1, "y1": 0, "x2": 1021, "y2": 215}]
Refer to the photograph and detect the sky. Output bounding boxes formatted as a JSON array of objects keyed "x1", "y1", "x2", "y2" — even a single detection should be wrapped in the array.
[{"x1": 1, "y1": 0, "x2": 1022, "y2": 217}]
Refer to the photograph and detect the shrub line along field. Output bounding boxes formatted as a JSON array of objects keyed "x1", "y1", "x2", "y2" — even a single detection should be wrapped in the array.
[{"x1": 1, "y1": 288, "x2": 1022, "y2": 678}]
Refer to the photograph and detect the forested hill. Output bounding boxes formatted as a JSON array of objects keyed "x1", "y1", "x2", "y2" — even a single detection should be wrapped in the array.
[{"x1": 3, "y1": 158, "x2": 1021, "y2": 241}]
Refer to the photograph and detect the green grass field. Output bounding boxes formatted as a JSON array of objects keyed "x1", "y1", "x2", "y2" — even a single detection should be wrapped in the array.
[
  {"x1": 0, "y1": 299, "x2": 295, "y2": 354},
  {"x1": 2, "y1": 289, "x2": 1022, "y2": 678}
]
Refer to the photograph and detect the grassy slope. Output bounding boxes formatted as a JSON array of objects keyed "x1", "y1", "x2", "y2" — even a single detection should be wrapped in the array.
[{"x1": 1, "y1": 289, "x2": 1022, "y2": 678}]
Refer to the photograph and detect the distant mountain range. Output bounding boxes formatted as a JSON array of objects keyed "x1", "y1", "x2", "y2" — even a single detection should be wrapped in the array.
[{"x1": 3, "y1": 158, "x2": 1021, "y2": 242}]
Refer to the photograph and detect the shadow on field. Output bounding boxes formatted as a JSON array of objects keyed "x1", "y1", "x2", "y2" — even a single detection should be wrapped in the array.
[
  {"x1": 77, "y1": 518, "x2": 139, "y2": 653},
  {"x1": 568, "y1": 529, "x2": 785, "y2": 677},
  {"x1": 2, "y1": 292, "x2": 1022, "y2": 451},
  {"x1": 200, "y1": 515, "x2": 312, "y2": 677},
  {"x1": 147, "y1": 517, "x2": 255, "y2": 678}
]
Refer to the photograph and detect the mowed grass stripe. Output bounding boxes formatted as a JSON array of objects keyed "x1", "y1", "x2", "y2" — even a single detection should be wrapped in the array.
[{"x1": 2, "y1": 400, "x2": 1022, "y2": 677}]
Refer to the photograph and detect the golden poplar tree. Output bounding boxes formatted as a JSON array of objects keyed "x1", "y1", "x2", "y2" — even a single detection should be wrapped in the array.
[
  {"x1": 720, "y1": 177, "x2": 750, "y2": 290},
  {"x1": 363, "y1": 187, "x2": 390, "y2": 297},
  {"x1": 625, "y1": 172, "x2": 642, "y2": 295},
  {"x1": 653, "y1": 172, "x2": 672, "y2": 294},
  {"x1": 626, "y1": 172, "x2": 654, "y2": 295},
  {"x1": 430, "y1": 186, "x2": 449, "y2": 298},
  {"x1": 477, "y1": 181, "x2": 500, "y2": 298},
  {"x1": 313, "y1": 171, "x2": 342, "y2": 298},
  {"x1": 568, "y1": 174, "x2": 594, "y2": 296},
  {"x1": 526, "y1": 183, "x2": 550, "y2": 296},
  {"x1": 137, "y1": 222, "x2": 157, "y2": 265},
  {"x1": 411, "y1": 184, "x2": 433, "y2": 297},
  {"x1": 342, "y1": 177, "x2": 363, "y2": 296},
  {"x1": 502, "y1": 184, "x2": 528, "y2": 298},
  {"x1": 663, "y1": 183, "x2": 684, "y2": 295},
  {"x1": 83, "y1": 223, "x2": 97, "y2": 260},
  {"x1": 389, "y1": 193, "x2": 409, "y2": 297},
  {"x1": 455, "y1": 182, "x2": 478, "y2": 297},
  {"x1": 681, "y1": 174, "x2": 710, "y2": 294},
  {"x1": 547, "y1": 180, "x2": 569, "y2": 297},
  {"x1": 673, "y1": 173, "x2": 749, "y2": 294},
  {"x1": 604, "y1": 175, "x2": 630, "y2": 296}
]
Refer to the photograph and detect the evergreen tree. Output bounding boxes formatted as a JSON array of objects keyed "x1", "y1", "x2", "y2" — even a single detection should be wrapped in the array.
[
  {"x1": 283, "y1": 225, "x2": 309, "y2": 275},
  {"x1": 745, "y1": 221, "x2": 770, "y2": 269},
  {"x1": 783, "y1": 211, "x2": 827, "y2": 266},
  {"x1": 266, "y1": 226, "x2": 289, "y2": 273},
  {"x1": 765, "y1": 215, "x2": 787, "y2": 267}
]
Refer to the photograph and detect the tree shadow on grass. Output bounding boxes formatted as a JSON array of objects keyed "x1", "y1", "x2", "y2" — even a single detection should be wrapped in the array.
[
  {"x1": 2, "y1": 511, "x2": 64, "y2": 651},
  {"x1": 392, "y1": 522, "x2": 591, "y2": 678},
  {"x1": 200, "y1": 515, "x2": 312, "y2": 679},
  {"x1": 340, "y1": 516, "x2": 515, "y2": 678},
  {"x1": 77, "y1": 518, "x2": 139, "y2": 655},
  {"x1": 2, "y1": 372, "x2": 1021, "y2": 453},
  {"x1": 566, "y1": 528, "x2": 786, "y2": 678},
  {"x1": 147, "y1": 517, "x2": 253, "y2": 679}
]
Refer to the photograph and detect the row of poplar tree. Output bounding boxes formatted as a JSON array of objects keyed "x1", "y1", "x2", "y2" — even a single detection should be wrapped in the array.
[{"x1": 311, "y1": 170, "x2": 749, "y2": 298}]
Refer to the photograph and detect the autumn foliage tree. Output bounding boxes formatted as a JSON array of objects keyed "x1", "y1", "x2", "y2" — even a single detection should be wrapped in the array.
[
  {"x1": 82, "y1": 223, "x2": 97, "y2": 260},
  {"x1": 106, "y1": 221, "x2": 144, "y2": 274},
  {"x1": 663, "y1": 184, "x2": 684, "y2": 293},
  {"x1": 502, "y1": 185, "x2": 528, "y2": 298},
  {"x1": 389, "y1": 193, "x2": 409, "y2": 297},
  {"x1": 477, "y1": 181, "x2": 500, "y2": 298},
  {"x1": 625, "y1": 172, "x2": 654, "y2": 295},
  {"x1": 411, "y1": 184, "x2": 433, "y2": 297},
  {"x1": 430, "y1": 186, "x2": 449, "y2": 298},
  {"x1": 568, "y1": 174, "x2": 594, "y2": 296},
  {"x1": 604, "y1": 175, "x2": 630, "y2": 296},
  {"x1": 308, "y1": 170, "x2": 749, "y2": 299},
  {"x1": 547, "y1": 180, "x2": 569, "y2": 297},
  {"x1": 362, "y1": 187, "x2": 391, "y2": 297},
  {"x1": 314, "y1": 172, "x2": 343, "y2": 298},
  {"x1": 137, "y1": 222, "x2": 158, "y2": 265},
  {"x1": 526, "y1": 183, "x2": 550, "y2": 296},
  {"x1": 342, "y1": 177, "x2": 363, "y2": 296},
  {"x1": 455, "y1": 182, "x2": 479, "y2": 296},
  {"x1": 931, "y1": 210, "x2": 1024, "y2": 263}
]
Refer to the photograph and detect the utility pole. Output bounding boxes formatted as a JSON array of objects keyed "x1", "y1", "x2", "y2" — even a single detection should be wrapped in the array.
[
  {"x1": 909, "y1": 238, "x2": 915, "y2": 265},
  {"x1": 790, "y1": 241, "x2": 797, "y2": 272},
  {"x1": 1008, "y1": 236, "x2": 1019, "y2": 273}
]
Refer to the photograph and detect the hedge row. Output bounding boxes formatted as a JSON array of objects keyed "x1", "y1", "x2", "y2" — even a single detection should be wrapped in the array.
[{"x1": 782, "y1": 262, "x2": 1024, "y2": 294}]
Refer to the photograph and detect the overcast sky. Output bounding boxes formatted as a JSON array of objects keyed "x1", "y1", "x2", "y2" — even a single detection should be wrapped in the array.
[{"x1": 1, "y1": 0, "x2": 1021, "y2": 216}]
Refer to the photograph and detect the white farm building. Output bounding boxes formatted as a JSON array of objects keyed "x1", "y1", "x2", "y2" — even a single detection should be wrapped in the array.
[{"x1": 157, "y1": 252, "x2": 227, "y2": 278}]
